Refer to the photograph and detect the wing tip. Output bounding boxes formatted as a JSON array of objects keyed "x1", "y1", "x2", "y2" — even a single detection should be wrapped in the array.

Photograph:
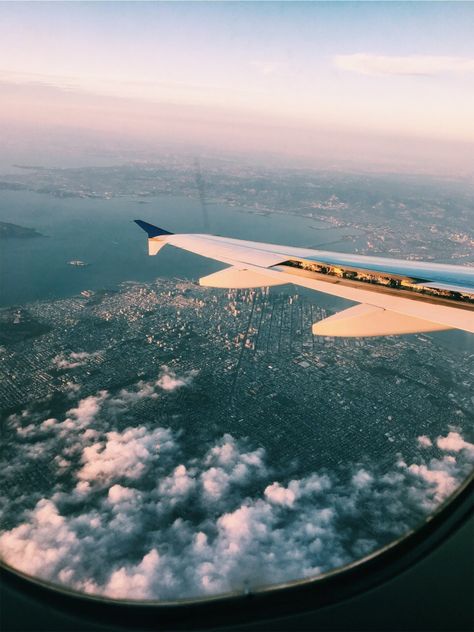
[{"x1": 134, "y1": 220, "x2": 173, "y2": 237}]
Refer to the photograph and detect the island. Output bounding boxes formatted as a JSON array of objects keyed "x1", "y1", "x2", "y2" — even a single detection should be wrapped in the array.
[{"x1": 0, "y1": 221, "x2": 43, "y2": 239}]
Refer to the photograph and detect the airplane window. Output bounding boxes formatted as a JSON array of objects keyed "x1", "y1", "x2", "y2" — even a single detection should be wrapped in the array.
[
  {"x1": 0, "y1": 1, "x2": 473, "y2": 619},
  {"x1": 1, "y1": 174, "x2": 473, "y2": 605}
]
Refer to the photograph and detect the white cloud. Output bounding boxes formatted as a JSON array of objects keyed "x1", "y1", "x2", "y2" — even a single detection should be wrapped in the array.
[
  {"x1": 156, "y1": 365, "x2": 197, "y2": 392},
  {"x1": 205, "y1": 435, "x2": 240, "y2": 466},
  {"x1": 77, "y1": 426, "x2": 174, "y2": 485},
  {"x1": 15, "y1": 424, "x2": 38, "y2": 438},
  {"x1": 159, "y1": 465, "x2": 195, "y2": 500},
  {"x1": 65, "y1": 381, "x2": 81, "y2": 395},
  {"x1": 334, "y1": 54, "x2": 474, "y2": 77},
  {"x1": 41, "y1": 418, "x2": 58, "y2": 430},
  {"x1": 102, "y1": 549, "x2": 161, "y2": 600},
  {"x1": 200, "y1": 435, "x2": 268, "y2": 502},
  {"x1": 417, "y1": 435, "x2": 433, "y2": 448},
  {"x1": 250, "y1": 60, "x2": 289, "y2": 76},
  {"x1": 53, "y1": 351, "x2": 101, "y2": 370},
  {"x1": 408, "y1": 456, "x2": 459, "y2": 501},
  {"x1": 2, "y1": 390, "x2": 473, "y2": 603},
  {"x1": 63, "y1": 392, "x2": 108, "y2": 430},
  {"x1": 108, "y1": 485, "x2": 137, "y2": 505},
  {"x1": 218, "y1": 501, "x2": 274, "y2": 544},
  {"x1": 0, "y1": 499, "x2": 80, "y2": 579},
  {"x1": 351, "y1": 469, "x2": 374, "y2": 489},
  {"x1": 113, "y1": 381, "x2": 158, "y2": 404},
  {"x1": 109, "y1": 366, "x2": 198, "y2": 406},
  {"x1": 74, "y1": 481, "x2": 91, "y2": 496},
  {"x1": 201, "y1": 467, "x2": 231, "y2": 501},
  {"x1": 436, "y1": 431, "x2": 474, "y2": 454},
  {"x1": 264, "y1": 482, "x2": 296, "y2": 507}
]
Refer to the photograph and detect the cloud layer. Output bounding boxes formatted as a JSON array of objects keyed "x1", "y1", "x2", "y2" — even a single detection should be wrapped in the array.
[{"x1": 1, "y1": 369, "x2": 473, "y2": 602}]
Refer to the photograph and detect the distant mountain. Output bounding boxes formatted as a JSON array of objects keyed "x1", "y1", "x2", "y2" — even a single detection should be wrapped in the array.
[{"x1": 0, "y1": 221, "x2": 43, "y2": 239}]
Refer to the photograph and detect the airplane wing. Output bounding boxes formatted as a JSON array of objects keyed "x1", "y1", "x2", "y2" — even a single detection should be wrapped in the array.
[{"x1": 134, "y1": 220, "x2": 474, "y2": 337}]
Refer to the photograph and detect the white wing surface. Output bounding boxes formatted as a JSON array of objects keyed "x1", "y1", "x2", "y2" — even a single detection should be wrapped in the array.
[{"x1": 134, "y1": 221, "x2": 474, "y2": 337}]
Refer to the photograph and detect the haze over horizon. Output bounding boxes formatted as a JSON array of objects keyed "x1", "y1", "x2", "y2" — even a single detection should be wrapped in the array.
[{"x1": 1, "y1": 1, "x2": 474, "y2": 175}]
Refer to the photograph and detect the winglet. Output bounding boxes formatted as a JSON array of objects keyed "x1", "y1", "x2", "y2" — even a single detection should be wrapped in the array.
[{"x1": 134, "y1": 220, "x2": 173, "y2": 237}]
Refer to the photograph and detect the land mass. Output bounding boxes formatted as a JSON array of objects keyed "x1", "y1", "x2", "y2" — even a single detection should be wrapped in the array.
[{"x1": 0, "y1": 221, "x2": 43, "y2": 239}]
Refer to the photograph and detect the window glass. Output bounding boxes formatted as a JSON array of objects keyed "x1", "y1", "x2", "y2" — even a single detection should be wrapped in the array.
[{"x1": 1, "y1": 1, "x2": 473, "y2": 605}]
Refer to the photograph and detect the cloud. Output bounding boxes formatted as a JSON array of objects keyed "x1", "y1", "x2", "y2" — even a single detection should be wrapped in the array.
[
  {"x1": 1, "y1": 366, "x2": 198, "y2": 521},
  {"x1": 201, "y1": 467, "x2": 232, "y2": 501},
  {"x1": 3, "y1": 421, "x2": 471, "y2": 600},
  {"x1": 107, "y1": 485, "x2": 138, "y2": 505},
  {"x1": 417, "y1": 435, "x2": 433, "y2": 448},
  {"x1": 101, "y1": 549, "x2": 161, "y2": 600},
  {"x1": 2, "y1": 379, "x2": 473, "y2": 602},
  {"x1": 351, "y1": 469, "x2": 374, "y2": 489},
  {"x1": 110, "y1": 381, "x2": 158, "y2": 406},
  {"x1": 65, "y1": 393, "x2": 107, "y2": 428},
  {"x1": 333, "y1": 54, "x2": 474, "y2": 77},
  {"x1": 407, "y1": 455, "x2": 460, "y2": 502},
  {"x1": 53, "y1": 351, "x2": 101, "y2": 370},
  {"x1": 65, "y1": 381, "x2": 81, "y2": 397},
  {"x1": 109, "y1": 366, "x2": 198, "y2": 407},
  {"x1": 159, "y1": 465, "x2": 195, "y2": 500},
  {"x1": 436, "y1": 431, "x2": 474, "y2": 454},
  {"x1": 249, "y1": 60, "x2": 289, "y2": 76},
  {"x1": 200, "y1": 434, "x2": 268, "y2": 502},
  {"x1": 0, "y1": 499, "x2": 80, "y2": 579},
  {"x1": 264, "y1": 482, "x2": 296, "y2": 507},
  {"x1": 7, "y1": 393, "x2": 107, "y2": 448},
  {"x1": 217, "y1": 501, "x2": 274, "y2": 547},
  {"x1": 77, "y1": 426, "x2": 175, "y2": 485},
  {"x1": 156, "y1": 365, "x2": 198, "y2": 392}
]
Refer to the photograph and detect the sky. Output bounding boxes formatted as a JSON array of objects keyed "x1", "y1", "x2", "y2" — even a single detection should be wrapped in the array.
[{"x1": 1, "y1": 2, "x2": 474, "y2": 172}]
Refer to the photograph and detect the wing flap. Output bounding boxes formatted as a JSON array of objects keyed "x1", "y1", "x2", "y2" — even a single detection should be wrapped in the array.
[
  {"x1": 312, "y1": 304, "x2": 452, "y2": 337},
  {"x1": 199, "y1": 267, "x2": 286, "y2": 289}
]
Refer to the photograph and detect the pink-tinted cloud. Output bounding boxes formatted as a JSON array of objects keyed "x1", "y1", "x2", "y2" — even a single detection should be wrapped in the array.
[{"x1": 334, "y1": 54, "x2": 474, "y2": 77}]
